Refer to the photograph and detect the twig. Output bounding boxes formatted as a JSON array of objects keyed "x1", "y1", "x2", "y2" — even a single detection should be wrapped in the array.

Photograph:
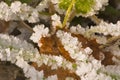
[
  {"x1": 19, "y1": 21, "x2": 34, "y2": 32},
  {"x1": 100, "y1": 35, "x2": 120, "y2": 49},
  {"x1": 48, "y1": 1, "x2": 55, "y2": 14}
]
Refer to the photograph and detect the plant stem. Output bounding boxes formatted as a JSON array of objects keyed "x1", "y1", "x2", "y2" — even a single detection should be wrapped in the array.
[
  {"x1": 62, "y1": 0, "x2": 76, "y2": 28},
  {"x1": 48, "y1": 1, "x2": 55, "y2": 14},
  {"x1": 100, "y1": 35, "x2": 120, "y2": 49},
  {"x1": 19, "y1": 21, "x2": 34, "y2": 32}
]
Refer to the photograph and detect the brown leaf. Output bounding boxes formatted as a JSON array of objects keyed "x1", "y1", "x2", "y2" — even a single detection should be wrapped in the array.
[
  {"x1": 40, "y1": 30, "x2": 114, "y2": 65},
  {"x1": 40, "y1": 35, "x2": 60, "y2": 55},
  {"x1": 34, "y1": 30, "x2": 115, "y2": 79},
  {"x1": 72, "y1": 34, "x2": 114, "y2": 65},
  {"x1": 40, "y1": 35, "x2": 75, "y2": 62},
  {"x1": 31, "y1": 63, "x2": 80, "y2": 80}
]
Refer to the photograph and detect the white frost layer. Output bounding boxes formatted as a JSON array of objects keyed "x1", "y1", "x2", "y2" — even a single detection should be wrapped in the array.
[
  {"x1": 0, "y1": 1, "x2": 40, "y2": 23},
  {"x1": 30, "y1": 24, "x2": 49, "y2": 47},
  {"x1": 0, "y1": 33, "x2": 116, "y2": 80},
  {"x1": 86, "y1": 21, "x2": 120, "y2": 37},
  {"x1": 0, "y1": 34, "x2": 58, "y2": 80}
]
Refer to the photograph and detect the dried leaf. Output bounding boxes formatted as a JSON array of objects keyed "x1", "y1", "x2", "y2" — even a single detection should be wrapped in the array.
[
  {"x1": 31, "y1": 63, "x2": 80, "y2": 80},
  {"x1": 72, "y1": 34, "x2": 115, "y2": 65},
  {"x1": 40, "y1": 35, "x2": 75, "y2": 62}
]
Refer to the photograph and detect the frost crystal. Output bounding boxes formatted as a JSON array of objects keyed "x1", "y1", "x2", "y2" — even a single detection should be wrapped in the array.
[{"x1": 30, "y1": 24, "x2": 49, "y2": 47}]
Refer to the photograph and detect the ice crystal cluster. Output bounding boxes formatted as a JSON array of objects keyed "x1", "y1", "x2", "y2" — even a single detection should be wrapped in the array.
[{"x1": 0, "y1": 0, "x2": 120, "y2": 80}]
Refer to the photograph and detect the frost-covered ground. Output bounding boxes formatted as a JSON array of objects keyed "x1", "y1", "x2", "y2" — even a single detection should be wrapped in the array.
[{"x1": 0, "y1": 0, "x2": 120, "y2": 80}]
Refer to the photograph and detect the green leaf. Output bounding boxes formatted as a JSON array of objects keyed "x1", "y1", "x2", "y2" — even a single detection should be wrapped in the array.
[
  {"x1": 75, "y1": 0, "x2": 95, "y2": 14},
  {"x1": 59, "y1": 0, "x2": 95, "y2": 14},
  {"x1": 59, "y1": 0, "x2": 72, "y2": 10}
]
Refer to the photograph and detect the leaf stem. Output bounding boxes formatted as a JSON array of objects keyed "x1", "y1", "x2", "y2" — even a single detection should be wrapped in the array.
[{"x1": 62, "y1": 0, "x2": 76, "y2": 28}]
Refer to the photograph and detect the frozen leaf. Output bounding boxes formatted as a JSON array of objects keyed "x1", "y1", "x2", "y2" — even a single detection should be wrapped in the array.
[
  {"x1": 72, "y1": 34, "x2": 114, "y2": 65},
  {"x1": 31, "y1": 64, "x2": 80, "y2": 80},
  {"x1": 40, "y1": 35, "x2": 75, "y2": 62}
]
